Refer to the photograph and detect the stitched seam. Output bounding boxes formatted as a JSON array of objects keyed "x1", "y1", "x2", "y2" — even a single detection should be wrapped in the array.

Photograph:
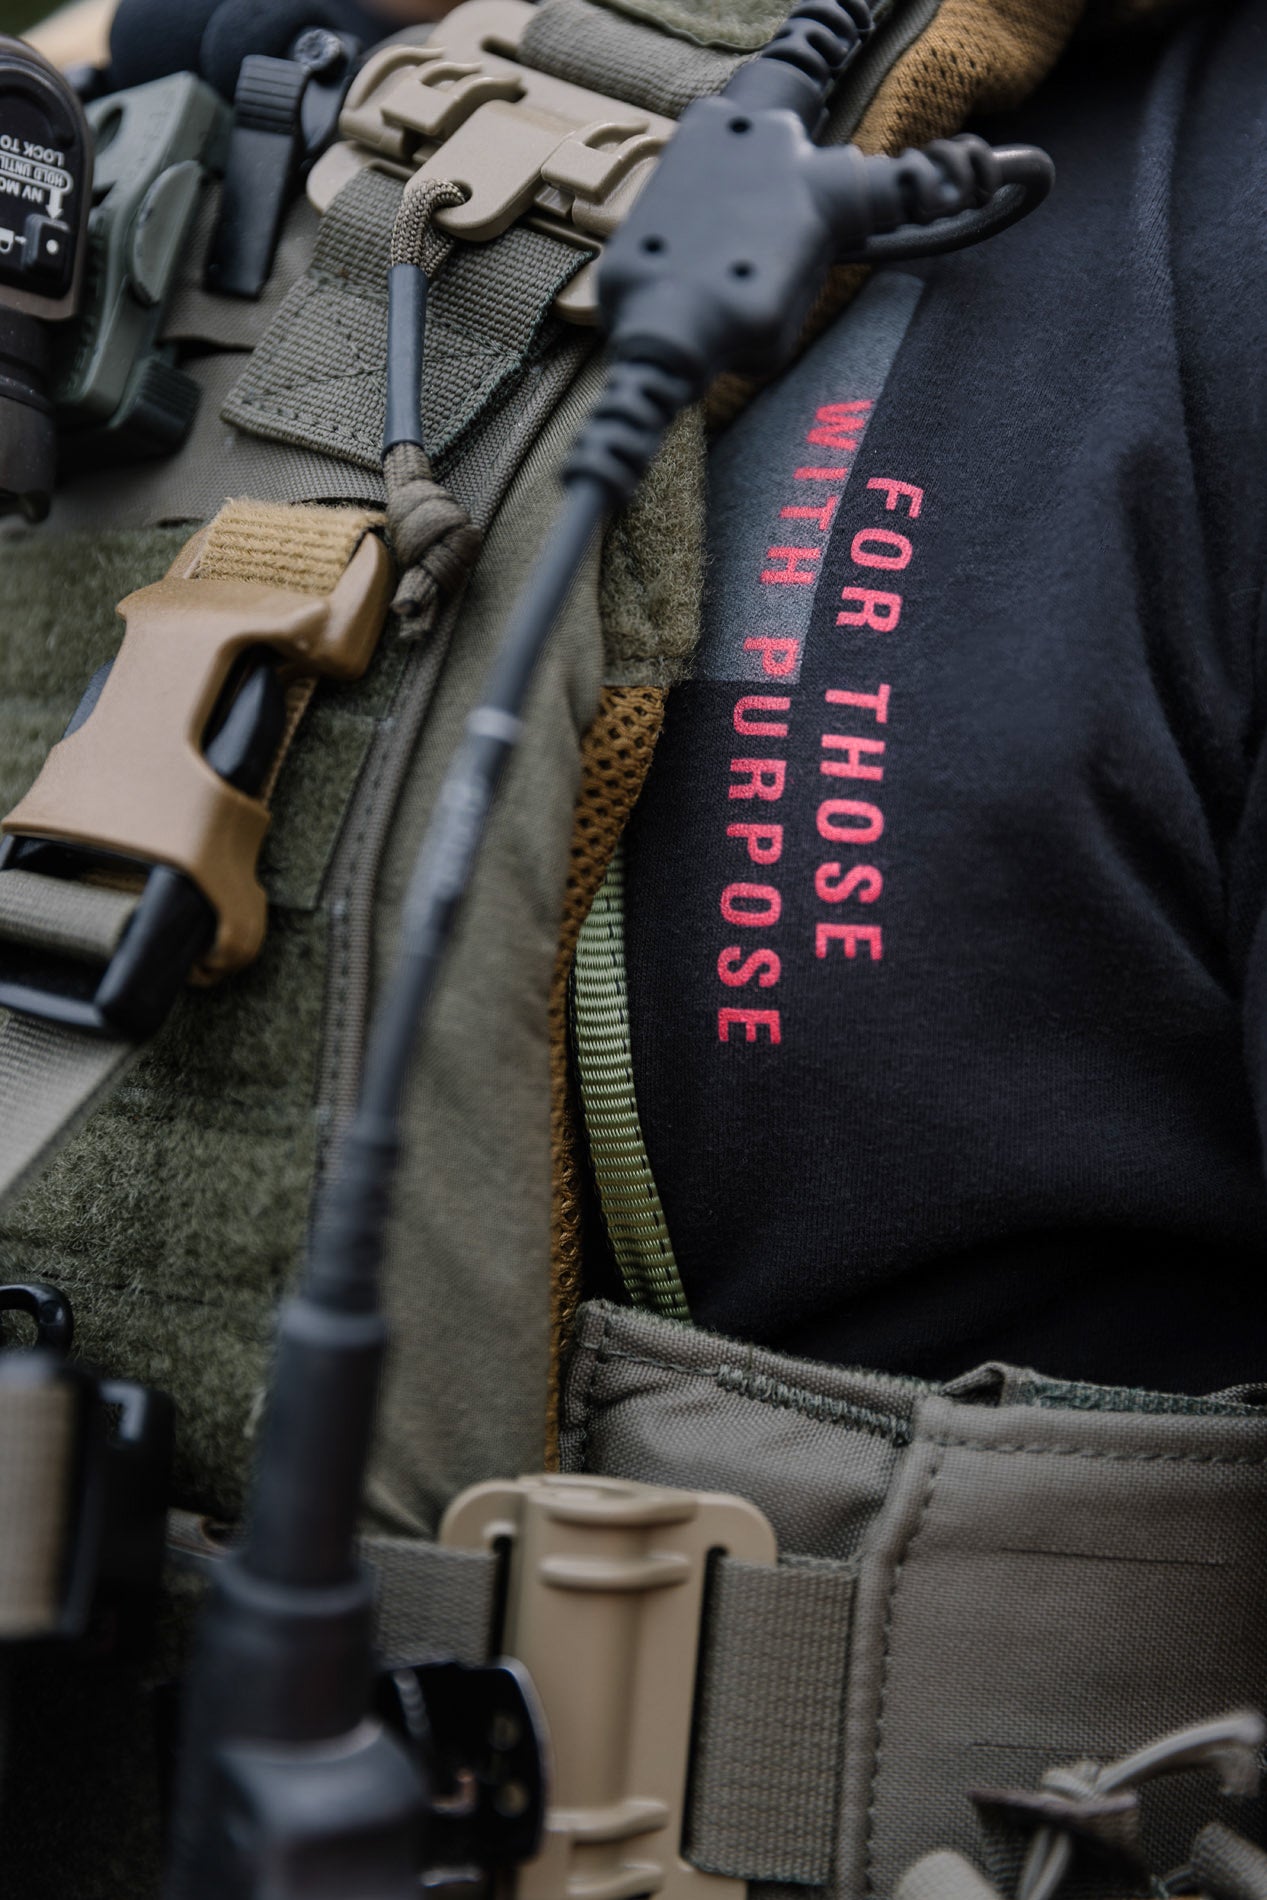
[
  {"x1": 718, "y1": 1364, "x2": 912, "y2": 1444},
  {"x1": 596, "y1": 1342, "x2": 918, "y2": 1436},
  {"x1": 322, "y1": 650, "x2": 415, "y2": 1153},
  {"x1": 929, "y1": 1437, "x2": 1267, "y2": 1466},
  {"x1": 576, "y1": 1309, "x2": 611, "y2": 1472},
  {"x1": 865, "y1": 1441, "x2": 945, "y2": 1898}
]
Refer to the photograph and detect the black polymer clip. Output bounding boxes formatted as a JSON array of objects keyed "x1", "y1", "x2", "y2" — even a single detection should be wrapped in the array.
[{"x1": 206, "y1": 27, "x2": 359, "y2": 298}]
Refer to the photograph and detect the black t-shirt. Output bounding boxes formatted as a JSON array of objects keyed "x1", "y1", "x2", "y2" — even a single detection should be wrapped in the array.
[{"x1": 612, "y1": 0, "x2": 1267, "y2": 1393}]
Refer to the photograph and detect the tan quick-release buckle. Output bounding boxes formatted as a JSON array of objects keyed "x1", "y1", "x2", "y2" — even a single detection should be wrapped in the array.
[
  {"x1": 0, "y1": 528, "x2": 391, "y2": 1027},
  {"x1": 307, "y1": 0, "x2": 675, "y2": 324},
  {"x1": 441, "y1": 1473, "x2": 777, "y2": 1900}
]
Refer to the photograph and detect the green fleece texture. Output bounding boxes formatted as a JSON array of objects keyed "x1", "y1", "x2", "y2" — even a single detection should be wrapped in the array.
[
  {"x1": 598, "y1": 407, "x2": 707, "y2": 686},
  {"x1": 0, "y1": 529, "x2": 403, "y2": 1520}
]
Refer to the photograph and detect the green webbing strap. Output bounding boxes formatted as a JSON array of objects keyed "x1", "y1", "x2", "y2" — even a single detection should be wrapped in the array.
[
  {"x1": 0, "y1": 871, "x2": 139, "y2": 963},
  {"x1": 571, "y1": 845, "x2": 689, "y2": 1319},
  {"x1": 688, "y1": 1554, "x2": 855, "y2": 1885},
  {"x1": 550, "y1": 0, "x2": 790, "y2": 52},
  {"x1": 0, "y1": 1016, "x2": 134, "y2": 1209},
  {"x1": 362, "y1": 1537, "x2": 499, "y2": 1670},
  {"x1": 0, "y1": 874, "x2": 142, "y2": 1207},
  {"x1": 520, "y1": 0, "x2": 744, "y2": 116}
]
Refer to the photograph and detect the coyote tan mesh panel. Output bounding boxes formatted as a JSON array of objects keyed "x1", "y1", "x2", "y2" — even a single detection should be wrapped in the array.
[{"x1": 546, "y1": 685, "x2": 666, "y2": 1462}]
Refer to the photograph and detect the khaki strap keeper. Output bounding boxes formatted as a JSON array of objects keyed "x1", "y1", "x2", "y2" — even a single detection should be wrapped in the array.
[{"x1": 3, "y1": 501, "x2": 390, "y2": 979}]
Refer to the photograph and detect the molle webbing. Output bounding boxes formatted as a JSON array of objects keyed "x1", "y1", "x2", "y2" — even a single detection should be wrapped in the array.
[
  {"x1": 560, "y1": 1302, "x2": 1267, "y2": 1898},
  {"x1": 520, "y1": 0, "x2": 747, "y2": 114},
  {"x1": 221, "y1": 167, "x2": 586, "y2": 482}
]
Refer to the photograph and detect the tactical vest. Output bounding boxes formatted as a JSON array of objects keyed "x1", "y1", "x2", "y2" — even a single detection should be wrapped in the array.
[{"x1": 1, "y1": 3, "x2": 1262, "y2": 1897}]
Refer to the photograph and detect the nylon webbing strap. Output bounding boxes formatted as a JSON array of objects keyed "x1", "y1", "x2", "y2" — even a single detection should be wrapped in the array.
[
  {"x1": 363, "y1": 1536, "x2": 499, "y2": 1671},
  {"x1": 0, "y1": 1374, "x2": 77, "y2": 1638},
  {"x1": 0, "y1": 500, "x2": 384, "y2": 1211},
  {"x1": 0, "y1": 872, "x2": 139, "y2": 962},
  {"x1": 571, "y1": 844, "x2": 689, "y2": 1318},
  {"x1": 222, "y1": 168, "x2": 586, "y2": 478},
  {"x1": 520, "y1": 0, "x2": 744, "y2": 117},
  {"x1": 0, "y1": 1013, "x2": 137, "y2": 1213},
  {"x1": 689, "y1": 1554, "x2": 854, "y2": 1884}
]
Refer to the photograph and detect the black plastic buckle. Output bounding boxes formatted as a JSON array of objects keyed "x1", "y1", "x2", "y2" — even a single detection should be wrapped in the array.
[
  {"x1": 206, "y1": 29, "x2": 359, "y2": 299},
  {"x1": 379, "y1": 1658, "x2": 547, "y2": 1887},
  {"x1": 0, "y1": 652, "x2": 286, "y2": 1039}
]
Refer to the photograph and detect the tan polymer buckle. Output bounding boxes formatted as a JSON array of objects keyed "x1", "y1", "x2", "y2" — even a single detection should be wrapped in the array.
[
  {"x1": 2, "y1": 530, "x2": 392, "y2": 983},
  {"x1": 442, "y1": 1473, "x2": 777, "y2": 1900},
  {"x1": 307, "y1": 0, "x2": 675, "y2": 324}
]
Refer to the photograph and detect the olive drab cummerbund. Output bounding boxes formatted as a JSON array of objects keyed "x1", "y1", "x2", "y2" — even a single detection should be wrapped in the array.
[{"x1": 558, "y1": 1301, "x2": 1267, "y2": 1899}]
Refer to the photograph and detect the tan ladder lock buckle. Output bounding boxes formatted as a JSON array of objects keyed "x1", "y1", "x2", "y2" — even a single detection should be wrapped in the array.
[
  {"x1": 441, "y1": 1472, "x2": 777, "y2": 1900},
  {"x1": 0, "y1": 525, "x2": 391, "y2": 1038},
  {"x1": 307, "y1": 0, "x2": 675, "y2": 324}
]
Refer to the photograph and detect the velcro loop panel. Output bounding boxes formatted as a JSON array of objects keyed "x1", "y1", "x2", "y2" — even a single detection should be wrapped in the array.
[
  {"x1": 688, "y1": 1553, "x2": 855, "y2": 1885},
  {"x1": 0, "y1": 1374, "x2": 77, "y2": 1638},
  {"x1": 0, "y1": 500, "x2": 389, "y2": 1215}
]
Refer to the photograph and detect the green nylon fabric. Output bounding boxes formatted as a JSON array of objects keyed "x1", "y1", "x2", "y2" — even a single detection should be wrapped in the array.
[
  {"x1": 222, "y1": 167, "x2": 585, "y2": 476},
  {"x1": 580, "y1": 0, "x2": 794, "y2": 50},
  {"x1": 564, "y1": 1302, "x2": 1267, "y2": 1898},
  {"x1": 0, "y1": 527, "x2": 405, "y2": 1521},
  {"x1": 571, "y1": 844, "x2": 690, "y2": 1318},
  {"x1": 521, "y1": 0, "x2": 745, "y2": 112}
]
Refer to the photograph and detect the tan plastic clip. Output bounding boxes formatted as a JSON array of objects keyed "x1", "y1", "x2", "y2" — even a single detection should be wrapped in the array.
[
  {"x1": 308, "y1": 0, "x2": 675, "y2": 324},
  {"x1": 441, "y1": 1472, "x2": 777, "y2": 1900},
  {"x1": 2, "y1": 531, "x2": 392, "y2": 978}
]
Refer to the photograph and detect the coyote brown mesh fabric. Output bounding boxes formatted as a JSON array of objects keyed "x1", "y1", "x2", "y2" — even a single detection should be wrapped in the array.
[{"x1": 546, "y1": 685, "x2": 666, "y2": 1461}]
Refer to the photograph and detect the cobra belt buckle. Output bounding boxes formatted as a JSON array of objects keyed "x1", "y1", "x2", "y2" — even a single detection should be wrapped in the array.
[
  {"x1": 0, "y1": 528, "x2": 391, "y2": 1037},
  {"x1": 307, "y1": 0, "x2": 675, "y2": 324}
]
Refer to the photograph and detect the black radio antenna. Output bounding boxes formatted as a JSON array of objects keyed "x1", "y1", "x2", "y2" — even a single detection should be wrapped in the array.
[{"x1": 166, "y1": 6, "x2": 1053, "y2": 1891}]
